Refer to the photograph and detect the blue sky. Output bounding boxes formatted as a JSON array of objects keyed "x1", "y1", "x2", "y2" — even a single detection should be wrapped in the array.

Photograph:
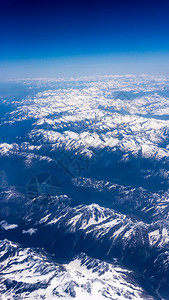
[{"x1": 0, "y1": 0, "x2": 169, "y2": 79}]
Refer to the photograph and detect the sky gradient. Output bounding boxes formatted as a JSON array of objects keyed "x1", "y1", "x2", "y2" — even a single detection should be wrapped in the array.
[{"x1": 0, "y1": 0, "x2": 169, "y2": 79}]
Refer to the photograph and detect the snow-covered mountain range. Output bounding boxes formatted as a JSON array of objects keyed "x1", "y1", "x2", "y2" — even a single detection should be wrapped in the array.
[
  {"x1": 0, "y1": 239, "x2": 155, "y2": 300},
  {"x1": 1, "y1": 75, "x2": 169, "y2": 299}
]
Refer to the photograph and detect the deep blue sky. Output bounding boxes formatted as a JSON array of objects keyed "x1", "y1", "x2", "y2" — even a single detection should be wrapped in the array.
[{"x1": 0, "y1": 0, "x2": 169, "y2": 79}]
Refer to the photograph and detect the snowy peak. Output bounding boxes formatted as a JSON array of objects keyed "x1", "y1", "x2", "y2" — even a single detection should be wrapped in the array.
[
  {"x1": 0, "y1": 240, "x2": 155, "y2": 300},
  {"x1": 67, "y1": 203, "x2": 111, "y2": 230}
]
